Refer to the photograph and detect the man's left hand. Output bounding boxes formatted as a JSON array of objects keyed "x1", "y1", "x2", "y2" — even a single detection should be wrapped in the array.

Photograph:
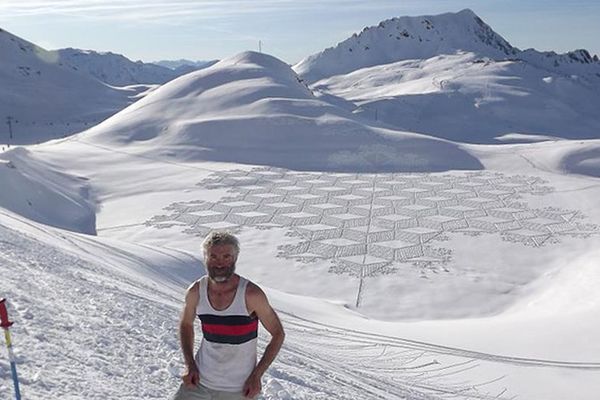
[{"x1": 243, "y1": 372, "x2": 262, "y2": 399}]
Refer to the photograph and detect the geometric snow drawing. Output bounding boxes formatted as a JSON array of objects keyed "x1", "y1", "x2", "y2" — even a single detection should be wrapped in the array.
[{"x1": 146, "y1": 167, "x2": 599, "y2": 282}]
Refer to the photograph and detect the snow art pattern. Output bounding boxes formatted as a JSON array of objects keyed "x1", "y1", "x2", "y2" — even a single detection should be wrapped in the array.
[{"x1": 146, "y1": 168, "x2": 598, "y2": 278}]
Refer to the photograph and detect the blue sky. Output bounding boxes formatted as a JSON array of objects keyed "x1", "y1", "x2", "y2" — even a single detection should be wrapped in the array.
[{"x1": 0, "y1": 0, "x2": 599, "y2": 64}]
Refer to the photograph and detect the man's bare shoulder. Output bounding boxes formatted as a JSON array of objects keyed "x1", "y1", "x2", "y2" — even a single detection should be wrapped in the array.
[
  {"x1": 245, "y1": 280, "x2": 270, "y2": 312},
  {"x1": 185, "y1": 280, "x2": 201, "y2": 304},
  {"x1": 245, "y1": 280, "x2": 266, "y2": 299},
  {"x1": 187, "y1": 280, "x2": 201, "y2": 293}
]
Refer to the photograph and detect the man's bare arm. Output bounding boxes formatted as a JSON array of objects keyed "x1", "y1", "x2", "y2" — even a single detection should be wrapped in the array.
[
  {"x1": 243, "y1": 283, "x2": 285, "y2": 397},
  {"x1": 180, "y1": 282, "x2": 200, "y2": 386}
]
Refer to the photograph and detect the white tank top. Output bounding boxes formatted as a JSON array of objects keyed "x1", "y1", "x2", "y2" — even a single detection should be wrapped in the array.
[{"x1": 195, "y1": 275, "x2": 258, "y2": 392}]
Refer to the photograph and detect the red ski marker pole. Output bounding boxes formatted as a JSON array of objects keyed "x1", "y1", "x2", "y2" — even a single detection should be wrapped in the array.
[{"x1": 1, "y1": 298, "x2": 22, "y2": 400}]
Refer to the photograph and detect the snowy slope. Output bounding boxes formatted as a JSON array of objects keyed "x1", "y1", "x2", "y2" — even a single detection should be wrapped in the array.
[
  {"x1": 519, "y1": 48, "x2": 600, "y2": 80},
  {"x1": 54, "y1": 48, "x2": 197, "y2": 86},
  {"x1": 293, "y1": 9, "x2": 600, "y2": 143},
  {"x1": 78, "y1": 51, "x2": 481, "y2": 172},
  {"x1": 171, "y1": 61, "x2": 218, "y2": 77},
  {"x1": 492, "y1": 138, "x2": 600, "y2": 179},
  {"x1": 154, "y1": 59, "x2": 219, "y2": 71},
  {"x1": 311, "y1": 52, "x2": 600, "y2": 143},
  {"x1": 0, "y1": 147, "x2": 97, "y2": 234},
  {"x1": 0, "y1": 28, "x2": 144, "y2": 145}
]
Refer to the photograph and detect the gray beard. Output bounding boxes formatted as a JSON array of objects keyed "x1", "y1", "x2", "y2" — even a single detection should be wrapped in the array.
[
  {"x1": 208, "y1": 263, "x2": 236, "y2": 283},
  {"x1": 212, "y1": 275, "x2": 229, "y2": 283}
]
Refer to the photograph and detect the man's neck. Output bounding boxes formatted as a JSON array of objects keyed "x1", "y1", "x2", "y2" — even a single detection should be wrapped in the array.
[{"x1": 208, "y1": 274, "x2": 240, "y2": 294}]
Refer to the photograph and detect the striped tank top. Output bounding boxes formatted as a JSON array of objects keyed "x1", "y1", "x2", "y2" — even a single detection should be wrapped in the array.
[{"x1": 195, "y1": 275, "x2": 258, "y2": 392}]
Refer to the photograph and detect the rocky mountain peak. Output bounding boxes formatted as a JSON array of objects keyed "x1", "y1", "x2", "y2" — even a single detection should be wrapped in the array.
[{"x1": 294, "y1": 9, "x2": 519, "y2": 82}]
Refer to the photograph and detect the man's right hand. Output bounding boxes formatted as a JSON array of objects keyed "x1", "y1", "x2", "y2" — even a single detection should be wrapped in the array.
[
  {"x1": 180, "y1": 282, "x2": 201, "y2": 389},
  {"x1": 182, "y1": 364, "x2": 200, "y2": 388}
]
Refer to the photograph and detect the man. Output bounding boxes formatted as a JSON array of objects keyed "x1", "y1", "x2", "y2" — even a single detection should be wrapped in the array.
[{"x1": 173, "y1": 231, "x2": 285, "y2": 400}]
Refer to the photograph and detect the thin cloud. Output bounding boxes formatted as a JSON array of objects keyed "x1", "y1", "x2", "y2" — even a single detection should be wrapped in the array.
[{"x1": 0, "y1": 0, "x2": 405, "y2": 22}]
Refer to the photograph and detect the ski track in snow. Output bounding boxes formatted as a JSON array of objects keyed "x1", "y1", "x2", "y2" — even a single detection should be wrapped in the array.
[
  {"x1": 4, "y1": 220, "x2": 598, "y2": 399},
  {"x1": 0, "y1": 223, "x2": 182, "y2": 400},
  {"x1": 0, "y1": 221, "x2": 528, "y2": 400}
]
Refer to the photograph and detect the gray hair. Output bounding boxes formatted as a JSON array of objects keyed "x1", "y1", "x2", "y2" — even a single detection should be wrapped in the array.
[{"x1": 202, "y1": 231, "x2": 240, "y2": 256}]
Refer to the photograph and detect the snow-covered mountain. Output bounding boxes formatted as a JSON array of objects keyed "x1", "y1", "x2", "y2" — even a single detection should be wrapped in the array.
[
  {"x1": 293, "y1": 9, "x2": 600, "y2": 143},
  {"x1": 152, "y1": 59, "x2": 219, "y2": 80},
  {"x1": 53, "y1": 48, "x2": 179, "y2": 86},
  {"x1": 170, "y1": 60, "x2": 218, "y2": 77},
  {"x1": 519, "y1": 48, "x2": 600, "y2": 78},
  {"x1": 295, "y1": 9, "x2": 600, "y2": 83},
  {"x1": 154, "y1": 58, "x2": 219, "y2": 71},
  {"x1": 294, "y1": 9, "x2": 518, "y2": 83},
  {"x1": 53, "y1": 48, "x2": 214, "y2": 86},
  {"x1": 81, "y1": 51, "x2": 482, "y2": 172},
  {"x1": 0, "y1": 28, "x2": 144, "y2": 145},
  {"x1": 310, "y1": 52, "x2": 600, "y2": 143}
]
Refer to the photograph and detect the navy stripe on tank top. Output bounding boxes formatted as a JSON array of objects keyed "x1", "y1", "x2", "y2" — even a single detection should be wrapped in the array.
[{"x1": 197, "y1": 314, "x2": 258, "y2": 344}]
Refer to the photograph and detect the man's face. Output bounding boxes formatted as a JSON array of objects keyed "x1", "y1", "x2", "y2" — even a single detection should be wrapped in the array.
[{"x1": 205, "y1": 244, "x2": 237, "y2": 283}]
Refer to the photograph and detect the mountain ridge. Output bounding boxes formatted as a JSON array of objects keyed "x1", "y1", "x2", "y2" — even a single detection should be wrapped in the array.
[
  {"x1": 53, "y1": 48, "x2": 213, "y2": 86},
  {"x1": 294, "y1": 9, "x2": 600, "y2": 83}
]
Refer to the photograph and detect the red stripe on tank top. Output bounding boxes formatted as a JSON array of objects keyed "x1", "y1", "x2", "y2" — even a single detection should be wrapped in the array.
[{"x1": 202, "y1": 319, "x2": 259, "y2": 336}]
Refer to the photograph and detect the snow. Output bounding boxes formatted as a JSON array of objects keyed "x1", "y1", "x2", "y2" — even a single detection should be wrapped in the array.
[
  {"x1": 560, "y1": 143, "x2": 600, "y2": 178},
  {"x1": 77, "y1": 51, "x2": 482, "y2": 172},
  {"x1": 303, "y1": 52, "x2": 600, "y2": 144},
  {"x1": 54, "y1": 48, "x2": 203, "y2": 86},
  {"x1": 153, "y1": 59, "x2": 219, "y2": 74},
  {"x1": 0, "y1": 147, "x2": 97, "y2": 234},
  {"x1": 294, "y1": 9, "x2": 599, "y2": 85},
  {"x1": 2, "y1": 9, "x2": 600, "y2": 400},
  {"x1": 293, "y1": 9, "x2": 518, "y2": 84},
  {"x1": 294, "y1": 10, "x2": 600, "y2": 144},
  {"x1": 0, "y1": 28, "x2": 145, "y2": 145}
]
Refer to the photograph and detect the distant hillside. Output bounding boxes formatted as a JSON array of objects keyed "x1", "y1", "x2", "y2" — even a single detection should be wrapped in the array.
[
  {"x1": 53, "y1": 49, "x2": 210, "y2": 86},
  {"x1": 0, "y1": 27, "x2": 141, "y2": 145},
  {"x1": 153, "y1": 59, "x2": 218, "y2": 70},
  {"x1": 52, "y1": 51, "x2": 220, "y2": 87}
]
